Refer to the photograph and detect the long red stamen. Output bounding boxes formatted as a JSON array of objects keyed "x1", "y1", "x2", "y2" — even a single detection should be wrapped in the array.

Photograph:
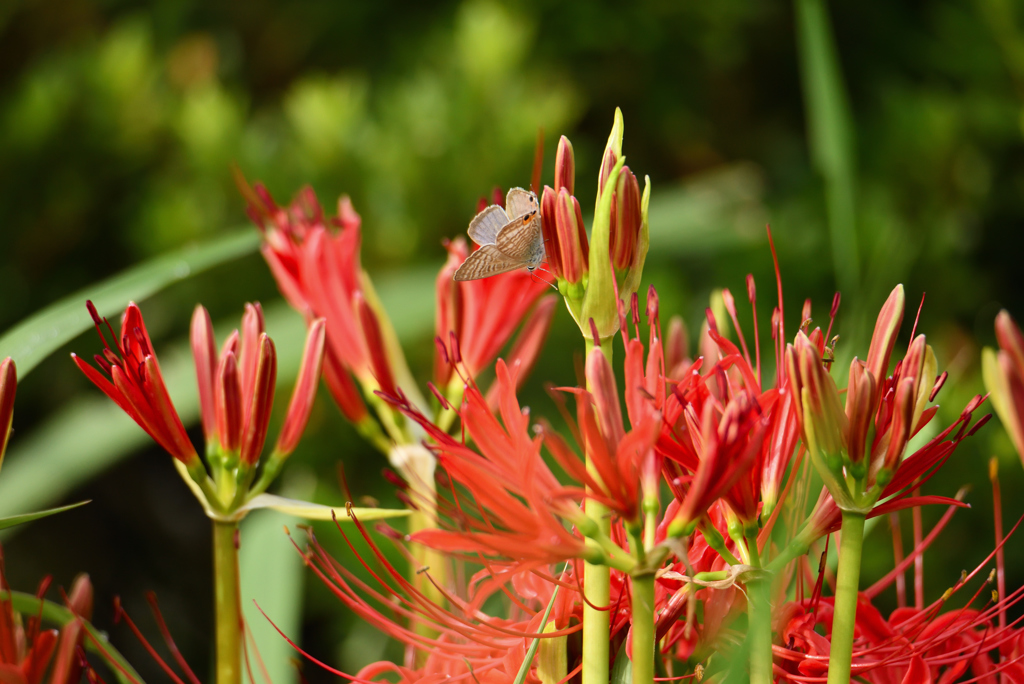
[{"x1": 888, "y1": 512, "x2": 907, "y2": 608}]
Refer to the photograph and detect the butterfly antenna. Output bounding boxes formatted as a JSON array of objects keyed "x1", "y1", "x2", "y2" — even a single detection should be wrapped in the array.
[{"x1": 530, "y1": 267, "x2": 559, "y2": 291}]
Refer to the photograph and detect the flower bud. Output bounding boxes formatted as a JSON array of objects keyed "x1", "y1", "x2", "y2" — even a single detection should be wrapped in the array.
[
  {"x1": 985, "y1": 310, "x2": 1024, "y2": 461},
  {"x1": 787, "y1": 332, "x2": 854, "y2": 508},
  {"x1": 539, "y1": 187, "x2": 564, "y2": 279},
  {"x1": 866, "y1": 285, "x2": 905, "y2": 401},
  {"x1": 610, "y1": 166, "x2": 642, "y2": 272},
  {"x1": 240, "y1": 334, "x2": 276, "y2": 466},
  {"x1": 845, "y1": 359, "x2": 875, "y2": 465},
  {"x1": 215, "y1": 349, "x2": 242, "y2": 453},
  {"x1": 554, "y1": 135, "x2": 575, "y2": 195},
  {"x1": 555, "y1": 188, "x2": 588, "y2": 287},
  {"x1": 191, "y1": 306, "x2": 218, "y2": 445}
]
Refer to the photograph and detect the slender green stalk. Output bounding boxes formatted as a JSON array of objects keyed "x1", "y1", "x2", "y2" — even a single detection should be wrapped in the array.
[
  {"x1": 212, "y1": 520, "x2": 242, "y2": 684},
  {"x1": 630, "y1": 573, "x2": 656, "y2": 684},
  {"x1": 828, "y1": 512, "x2": 866, "y2": 684},
  {"x1": 747, "y1": 577, "x2": 773, "y2": 684},
  {"x1": 582, "y1": 334, "x2": 614, "y2": 684},
  {"x1": 409, "y1": 505, "x2": 447, "y2": 609}
]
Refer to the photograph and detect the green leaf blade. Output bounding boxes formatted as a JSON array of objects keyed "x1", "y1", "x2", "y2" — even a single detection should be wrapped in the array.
[{"x1": 0, "y1": 229, "x2": 259, "y2": 376}]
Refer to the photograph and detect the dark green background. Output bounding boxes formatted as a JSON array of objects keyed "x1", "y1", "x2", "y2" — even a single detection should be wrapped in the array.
[{"x1": 1, "y1": 0, "x2": 1022, "y2": 681}]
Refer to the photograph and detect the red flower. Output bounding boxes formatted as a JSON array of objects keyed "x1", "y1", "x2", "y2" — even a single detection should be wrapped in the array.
[
  {"x1": 287, "y1": 513, "x2": 584, "y2": 684},
  {"x1": 393, "y1": 360, "x2": 590, "y2": 565},
  {"x1": 245, "y1": 183, "x2": 372, "y2": 423},
  {"x1": 775, "y1": 513, "x2": 1024, "y2": 682},
  {"x1": 191, "y1": 304, "x2": 326, "y2": 466},
  {"x1": 0, "y1": 571, "x2": 94, "y2": 684},
  {"x1": 72, "y1": 302, "x2": 199, "y2": 466},
  {"x1": 434, "y1": 237, "x2": 555, "y2": 388}
]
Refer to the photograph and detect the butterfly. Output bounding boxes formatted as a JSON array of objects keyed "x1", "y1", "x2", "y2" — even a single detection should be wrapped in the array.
[{"x1": 453, "y1": 188, "x2": 545, "y2": 281}]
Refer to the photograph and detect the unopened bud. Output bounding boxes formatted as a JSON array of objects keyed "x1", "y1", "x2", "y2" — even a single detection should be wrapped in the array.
[
  {"x1": 610, "y1": 166, "x2": 641, "y2": 271},
  {"x1": 554, "y1": 135, "x2": 575, "y2": 195}
]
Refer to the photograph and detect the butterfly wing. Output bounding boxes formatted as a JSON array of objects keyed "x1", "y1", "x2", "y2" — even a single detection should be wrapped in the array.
[
  {"x1": 496, "y1": 212, "x2": 545, "y2": 265},
  {"x1": 467, "y1": 205, "x2": 510, "y2": 246},
  {"x1": 505, "y1": 187, "x2": 538, "y2": 220},
  {"x1": 453, "y1": 245, "x2": 524, "y2": 281}
]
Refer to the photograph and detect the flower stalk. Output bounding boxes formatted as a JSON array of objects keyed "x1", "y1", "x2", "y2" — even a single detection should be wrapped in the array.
[
  {"x1": 212, "y1": 520, "x2": 242, "y2": 684},
  {"x1": 630, "y1": 570, "x2": 656, "y2": 684},
  {"x1": 828, "y1": 511, "x2": 866, "y2": 684}
]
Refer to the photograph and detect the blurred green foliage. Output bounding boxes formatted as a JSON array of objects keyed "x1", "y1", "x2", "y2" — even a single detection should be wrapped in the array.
[{"x1": 3, "y1": 0, "x2": 1024, "y2": 682}]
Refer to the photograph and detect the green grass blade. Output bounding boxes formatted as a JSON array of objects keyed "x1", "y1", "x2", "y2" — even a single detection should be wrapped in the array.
[
  {"x1": 0, "y1": 500, "x2": 90, "y2": 530},
  {"x1": 0, "y1": 229, "x2": 259, "y2": 376},
  {"x1": 795, "y1": 0, "x2": 860, "y2": 292},
  {"x1": 512, "y1": 586, "x2": 560, "y2": 684},
  {"x1": 5, "y1": 590, "x2": 146, "y2": 684}
]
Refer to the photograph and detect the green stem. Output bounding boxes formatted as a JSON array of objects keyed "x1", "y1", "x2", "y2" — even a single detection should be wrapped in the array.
[
  {"x1": 828, "y1": 511, "x2": 866, "y2": 684},
  {"x1": 582, "y1": 334, "x2": 613, "y2": 684},
  {"x1": 212, "y1": 520, "x2": 242, "y2": 684},
  {"x1": 747, "y1": 577, "x2": 774, "y2": 684},
  {"x1": 630, "y1": 573, "x2": 656, "y2": 684}
]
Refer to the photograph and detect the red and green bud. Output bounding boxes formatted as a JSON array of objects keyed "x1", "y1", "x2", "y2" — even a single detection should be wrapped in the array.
[
  {"x1": 240, "y1": 333, "x2": 276, "y2": 466},
  {"x1": 984, "y1": 310, "x2": 1024, "y2": 461},
  {"x1": 786, "y1": 331, "x2": 855, "y2": 509},
  {"x1": 610, "y1": 165, "x2": 642, "y2": 272},
  {"x1": 579, "y1": 108, "x2": 650, "y2": 344},
  {"x1": 866, "y1": 285, "x2": 905, "y2": 404},
  {"x1": 554, "y1": 134, "x2": 574, "y2": 195},
  {"x1": 844, "y1": 358, "x2": 875, "y2": 465},
  {"x1": 214, "y1": 343, "x2": 242, "y2": 453}
]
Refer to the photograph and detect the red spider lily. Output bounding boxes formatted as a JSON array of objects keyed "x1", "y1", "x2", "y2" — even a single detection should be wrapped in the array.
[
  {"x1": 774, "y1": 511, "x2": 1024, "y2": 683},
  {"x1": 388, "y1": 360, "x2": 592, "y2": 566},
  {"x1": 287, "y1": 511, "x2": 586, "y2": 684},
  {"x1": 785, "y1": 285, "x2": 945, "y2": 512},
  {"x1": 434, "y1": 237, "x2": 555, "y2": 388},
  {"x1": 191, "y1": 304, "x2": 326, "y2": 466},
  {"x1": 0, "y1": 571, "x2": 94, "y2": 684},
  {"x1": 72, "y1": 302, "x2": 199, "y2": 466},
  {"x1": 658, "y1": 270, "x2": 801, "y2": 538},
  {"x1": 243, "y1": 182, "x2": 376, "y2": 422},
  {"x1": 786, "y1": 286, "x2": 988, "y2": 529}
]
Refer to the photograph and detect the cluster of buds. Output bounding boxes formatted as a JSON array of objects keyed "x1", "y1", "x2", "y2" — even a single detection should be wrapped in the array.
[
  {"x1": 785, "y1": 286, "x2": 945, "y2": 514},
  {"x1": 74, "y1": 301, "x2": 326, "y2": 513},
  {"x1": 540, "y1": 108, "x2": 650, "y2": 346}
]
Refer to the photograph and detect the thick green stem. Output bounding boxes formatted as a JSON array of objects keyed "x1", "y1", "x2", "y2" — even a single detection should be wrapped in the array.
[
  {"x1": 747, "y1": 577, "x2": 774, "y2": 684},
  {"x1": 582, "y1": 335, "x2": 614, "y2": 684},
  {"x1": 828, "y1": 512, "x2": 866, "y2": 684},
  {"x1": 630, "y1": 573, "x2": 656, "y2": 684},
  {"x1": 212, "y1": 521, "x2": 242, "y2": 684}
]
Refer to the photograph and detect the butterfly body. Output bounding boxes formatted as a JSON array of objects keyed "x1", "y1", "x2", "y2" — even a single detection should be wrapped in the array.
[{"x1": 454, "y1": 188, "x2": 545, "y2": 281}]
